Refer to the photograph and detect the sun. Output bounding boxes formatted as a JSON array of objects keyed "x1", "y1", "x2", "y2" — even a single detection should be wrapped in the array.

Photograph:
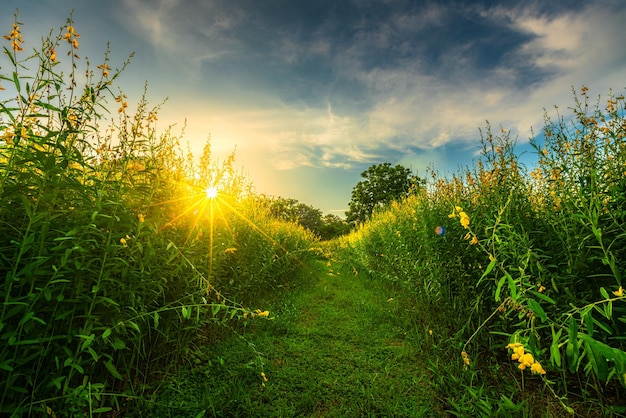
[{"x1": 205, "y1": 186, "x2": 219, "y2": 199}]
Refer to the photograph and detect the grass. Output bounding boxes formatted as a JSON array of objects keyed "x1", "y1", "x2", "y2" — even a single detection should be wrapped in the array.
[{"x1": 131, "y1": 258, "x2": 439, "y2": 417}]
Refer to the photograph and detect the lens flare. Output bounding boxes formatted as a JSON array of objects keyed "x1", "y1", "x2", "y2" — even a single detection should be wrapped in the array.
[{"x1": 205, "y1": 186, "x2": 218, "y2": 199}]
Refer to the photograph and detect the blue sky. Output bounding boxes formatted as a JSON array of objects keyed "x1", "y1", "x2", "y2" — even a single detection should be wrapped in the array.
[{"x1": 3, "y1": 0, "x2": 626, "y2": 215}]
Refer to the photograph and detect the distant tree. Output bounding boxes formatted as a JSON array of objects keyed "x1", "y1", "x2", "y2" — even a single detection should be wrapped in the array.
[
  {"x1": 317, "y1": 214, "x2": 350, "y2": 240},
  {"x1": 261, "y1": 197, "x2": 349, "y2": 239},
  {"x1": 265, "y1": 197, "x2": 323, "y2": 232},
  {"x1": 346, "y1": 162, "x2": 421, "y2": 224}
]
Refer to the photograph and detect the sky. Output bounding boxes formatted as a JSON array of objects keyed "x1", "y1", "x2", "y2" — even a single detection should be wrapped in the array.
[{"x1": 3, "y1": 0, "x2": 626, "y2": 215}]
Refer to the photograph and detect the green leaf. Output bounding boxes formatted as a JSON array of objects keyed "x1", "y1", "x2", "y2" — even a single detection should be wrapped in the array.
[
  {"x1": 600, "y1": 287, "x2": 610, "y2": 300},
  {"x1": 527, "y1": 290, "x2": 556, "y2": 304},
  {"x1": 102, "y1": 328, "x2": 112, "y2": 340},
  {"x1": 478, "y1": 258, "x2": 496, "y2": 285},
  {"x1": 567, "y1": 317, "x2": 579, "y2": 373},
  {"x1": 104, "y1": 360, "x2": 124, "y2": 380},
  {"x1": 494, "y1": 276, "x2": 506, "y2": 302},
  {"x1": 527, "y1": 299, "x2": 547, "y2": 322},
  {"x1": 506, "y1": 273, "x2": 517, "y2": 300},
  {"x1": 550, "y1": 327, "x2": 562, "y2": 367}
]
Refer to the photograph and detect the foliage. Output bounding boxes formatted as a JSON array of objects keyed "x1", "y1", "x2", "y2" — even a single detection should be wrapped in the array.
[
  {"x1": 261, "y1": 196, "x2": 350, "y2": 240},
  {"x1": 345, "y1": 162, "x2": 421, "y2": 225},
  {"x1": 337, "y1": 87, "x2": 626, "y2": 415},
  {"x1": 0, "y1": 14, "x2": 317, "y2": 416}
]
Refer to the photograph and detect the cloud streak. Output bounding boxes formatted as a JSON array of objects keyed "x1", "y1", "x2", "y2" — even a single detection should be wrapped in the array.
[{"x1": 98, "y1": 0, "x2": 626, "y2": 211}]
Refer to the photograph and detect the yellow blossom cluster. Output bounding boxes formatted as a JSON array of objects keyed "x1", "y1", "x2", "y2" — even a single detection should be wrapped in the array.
[
  {"x1": 506, "y1": 343, "x2": 546, "y2": 375},
  {"x1": 3, "y1": 23, "x2": 24, "y2": 52},
  {"x1": 62, "y1": 25, "x2": 80, "y2": 50},
  {"x1": 461, "y1": 350, "x2": 470, "y2": 366},
  {"x1": 249, "y1": 309, "x2": 269, "y2": 318},
  {"x1": 120, "y1": 234, "x2": 131, "y2": 247},
  {"x1": 448, "y1": 205, "x2": 470, "y2": 229}
]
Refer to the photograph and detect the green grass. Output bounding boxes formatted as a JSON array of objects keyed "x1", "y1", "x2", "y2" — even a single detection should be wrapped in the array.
[{"x1": 131, "y1": 258, "x2": 439, "y2": 417}]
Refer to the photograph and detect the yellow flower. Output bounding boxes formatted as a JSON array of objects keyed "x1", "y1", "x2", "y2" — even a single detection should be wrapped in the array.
[
  {"x1": 530, "y1": 362, "x2": 546, "y2": 375},
  {"x1": 519, "y1": 353, "x2": 534, "y2": 368},
  {"x1": 461, "y1": 351, "x2": 470, "y2": 366},
  {"x1": 459, "y1": 212, "x2": 470, "y2": 229},
  {"x1": 224, "y1": 247, "x2": 237, "y2": 254},
  {"x1": 48, "y1": 48, "x2": 57, "y2": 62},
  {"x1": 4, "y1": 23, "x2": 24, "y2": 52},
  {"x1": 511, "y1": 346, "x2": 525, "y2": 361},
  {"x1": 505, "y1": 342, "x2": 523, "y2": 350},
  {"x1": 261, "y1": 372, "x2": 268, "y2": 382},
  {"x1": 138, "y1": 213, "x2": 145, "y2": 223},
  {"x1": 455, "y1": 206, "x2": 463, "y2": 212},
  {"x1": 429, "y1": 329, "x2": 433, "y2": 336},
  {"x1": 613, "y1": 286, "x2": 624, "y2": 297},
  {"x1": 538, "y1": 284, "x2": 546, "y2": 293},
  {"x1": 469, "y1": 236, "x2": 479, "y2": 245},
  {"x1": 120, "y1": 237, "x2": 127, "y2": 247}
]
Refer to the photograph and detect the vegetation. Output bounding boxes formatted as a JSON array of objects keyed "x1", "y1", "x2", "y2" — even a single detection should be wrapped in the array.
[
  {"x1": 2, "y1": 12, "x2": 626, "y2": 417},
  {"x1": 346, "y1": 162, "x2": 422, "y2": 225},
  {"x1": 261, "y1": 196, "x2": 350, "y2": 240},
  {"x1": 0, "y1": 14, "x2": 317, "y2": 416},
  {"x1": 338, "y1": 89, "x2": 626, "y2": 415}
]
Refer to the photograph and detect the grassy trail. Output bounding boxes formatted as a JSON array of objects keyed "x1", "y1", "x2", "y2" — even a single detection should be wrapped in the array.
[{"x1": 137, "y1": 259, "x2": 438, "y2": 417}]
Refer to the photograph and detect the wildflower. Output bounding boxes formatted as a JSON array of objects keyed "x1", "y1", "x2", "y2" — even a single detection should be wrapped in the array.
[
  {"x1": 613, "y1": 286, "x2": 624, "y2": 297},
  {"x1": 461, "y1": 351, "x2": 470, "y2": 366},
  {"x1": 435, "y1": 226, "x2": 446, "y2": 236},
  {"x1": 387, "y1": 298, "x2": 394, "y2": 302},
  {"x1": 3, "y1": 23, "x2": 24, "y2": 52},
  {"x1": 120, "y1": 237, "x2": 128, "y2": 247},
  {"x1": 530, "y1": 362, "x2": 546, "y2": 375},
  {"x1": 459, "y1": 211, "x2": 470, "y2": 229},
  {"x1": 261, "y1": 372, "x2": 268, "y2": 382},
  {"x1": 510, "y1": 346, "x2": 525, "y2": 361},
  {"x1": 63, "y1": 25, "x2": 80, "y2": 49},
  {"x1": 469, "y1": 236, "x2": 479, "y2": 245},
  {"x1": 224, "y1": 247, "x2": 237, "y2": 254},
  {"x1": 118, "y1": 101, "x2": 128, "y2": 113},
  {"x1": 97, "y1": 63, "x2": 111, "y2": 78},
  {"x1": 429, "y1": 329, "x2": 433, "y2": 336},
  {"x1": 537, "y1": 284, "x2": 546, "y2": 293},
  {"x1": 518, "y1": 353, "x2": 534, "y2": 370},
  {"x1": 252, "y1": 309, "x2": 269, "y2": 318},
  {"x1": 138, "y1": 213, "x2": 145, "y2": 223},
  {"x1": 48, "y1": 48, "x2": 57, "y2": 62}
]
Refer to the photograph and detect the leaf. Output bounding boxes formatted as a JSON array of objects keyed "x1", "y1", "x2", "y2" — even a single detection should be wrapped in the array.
[
  {"x1": 567, "y1": 317, "x2": 579, "y2": 373},
  {"x1": 600, "y1": 287, "x2": 610, "y2": 300},
  {"x1": 527, "y1": 299, "x2": 547, "y2": 322},
  {"x1": 102, "y1": 328, "x2": 112, "y2": 340},
  {"x1": 506, "y1": 273, "x2": 517, "y2": 300},
  {"x1": 494, "y1": 276, "x2": 506, "y2": 302},
  {"x1": 527, "y1": 290, "x2": 556, "y2": 304},
  {"x1": 477, "y1": 258, "x2": 496, "y2": 285},
  {"x1": 104, "y1": 360, "x2": 124, "y2": 380},
  {"x1": 550, "y1": 327, "x2": 562, "y2": 367}
]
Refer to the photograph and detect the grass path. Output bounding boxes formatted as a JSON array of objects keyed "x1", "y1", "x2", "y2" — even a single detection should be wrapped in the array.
[{"x1": 136, "y1": 259, "x2": 438, "y2": 417}]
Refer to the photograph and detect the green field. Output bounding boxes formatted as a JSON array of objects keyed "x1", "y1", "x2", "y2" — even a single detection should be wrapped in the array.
[{"x1": 2, "y1": 14, "x2": 626, "y2": 417}]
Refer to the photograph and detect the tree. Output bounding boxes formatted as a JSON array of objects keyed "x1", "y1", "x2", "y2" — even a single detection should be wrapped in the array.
[{"x1": 345, "y1": 162, "x2": 421, "y2": 224}]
